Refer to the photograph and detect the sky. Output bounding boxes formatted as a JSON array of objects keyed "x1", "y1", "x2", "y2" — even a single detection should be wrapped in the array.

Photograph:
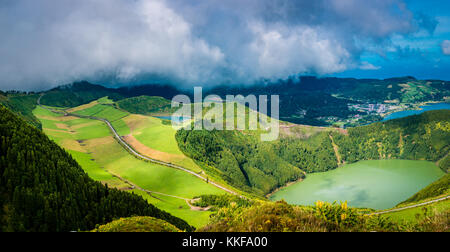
[{"x1": 0, "y1": 0, "x2": 450, "y2": 91}]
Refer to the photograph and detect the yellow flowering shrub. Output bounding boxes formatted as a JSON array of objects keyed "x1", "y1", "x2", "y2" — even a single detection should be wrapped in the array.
[{"x1": 314, "y1": 201, "x2": 360, "y2": 228}]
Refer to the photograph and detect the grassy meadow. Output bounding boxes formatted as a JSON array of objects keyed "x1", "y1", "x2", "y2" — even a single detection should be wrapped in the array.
[
  {"x1": 381, "y1": 198, "x2": 449, "y2": 224},
  {"x1": 33, "y1": 100, "x2": 224, "y2": 227}
]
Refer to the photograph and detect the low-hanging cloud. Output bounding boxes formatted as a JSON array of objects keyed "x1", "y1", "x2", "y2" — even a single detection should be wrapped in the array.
[
  {"x1": 0, "y1": 0, "x2": 426, "y2": 90},
  {"x1": 442, "y1": 40, "x2": 450, "y2": 55}
]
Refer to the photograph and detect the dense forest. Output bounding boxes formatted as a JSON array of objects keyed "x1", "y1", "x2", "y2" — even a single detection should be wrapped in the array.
[
  {"x1": 331, "y1": 110, "x2": 450, "y2": 164},
  {"x1": 116, "y1": 95, "x2": 175, "y2": 115},
  {"x1": 0, "y1": 92, "x2": 41, "y2": 129},
  {"x1": 274, "y1": 132, "x2": 338, "y2": 173},
  {"x1": 176, "y1": 130, "x2": 305, "y2": 196},
  {"x1": 0, "y1": 105, "x2": 193, "y2": 232},
  {"x1": 39, "y1": 81, "x2": 181, "y2": 108},
  {"x1": 204, "y1": 76, "x2": 450, "y2": 125},
  {"x1": 37, "y1": 76, "x2": 450, "y2": 126},
  {"x1": 176, "y1": 110, "x2": 450, "y2": 197},
  {"x1": 39, "y1": 81, "x2": 125, "y2": 107}
]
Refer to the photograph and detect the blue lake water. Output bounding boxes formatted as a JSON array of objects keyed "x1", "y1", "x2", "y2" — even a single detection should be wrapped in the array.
[
  {"x1": 155, "y1": 116, "x2": 191, "y2": 123},
  {"x1": 383, "y1": 103, "x2": 450, "y2": 121}
]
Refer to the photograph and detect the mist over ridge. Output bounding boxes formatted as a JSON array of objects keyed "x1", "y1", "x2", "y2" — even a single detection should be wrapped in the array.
[{"x1": 1, "y1": 0, "x2": 450, "y2": 91}]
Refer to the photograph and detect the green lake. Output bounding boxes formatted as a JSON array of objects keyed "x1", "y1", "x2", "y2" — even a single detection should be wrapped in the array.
[{"x1": 270, "y1": 160, "x2": 445, "y2": 210}]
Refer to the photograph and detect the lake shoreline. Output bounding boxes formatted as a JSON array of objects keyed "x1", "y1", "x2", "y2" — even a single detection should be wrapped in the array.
[
  {"x1": 382, "y1": 102, "x2": 450, "y2": 122},
  {"x1": 269, "y1": 159, "x2": 445, "y2": 210},
  {"x1": 265, "y1": 177, "x2": 304, "y2": 199}
]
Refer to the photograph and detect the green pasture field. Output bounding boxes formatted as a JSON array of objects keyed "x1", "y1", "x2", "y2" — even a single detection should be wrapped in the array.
[
  {"x1": 382, "y1": 199, "x2": 449, "y2": 224},
  {"x1": 33, "y1": 102, "x2": 224, "y2": 227},
  {"x1": 131, "y1": 190, "x2": 214, "y2": 228},
  {"x1": 73, "y1": 103, "x2": 129, "y2": 122},
  {"x1": 124, "y1": 114, "x2": 204, "y2": 173},
  {"x1": 67, "y1": 150, "x2": 127, "y2": 188}
]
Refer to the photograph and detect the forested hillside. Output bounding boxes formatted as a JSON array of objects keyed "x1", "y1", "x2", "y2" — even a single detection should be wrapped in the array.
[
  {"x1": 176, "y1": 130, "x2": 305, "y2": 196},
  {"x1": 0, "y1": 92, "x2": 41, "y2": 129},
  {"x1": 39, "y1": 82, "x2": 181, "y2": 108},
  {"x1": 0, "y1": 105, "x2": 193, "y2": 232},
  {"x1": 177, "y1": 110, "x2": 450, "y2": 197},
  {"x1": 205, "y1": 76, "x2": 450, "y2": 125},
  {"x1": 39, "y1": 81, "x2": 125, "y2": 107},
  {"x1": 117, "y1": 96, "x2": 175, "y2": 115},
  {"x1": 400, "y1": 174, "x2": 449, "y2": 205},
  {"x1": 9, "y1": 75, "x2": 449, "y2": 127},
  {"x1": 274, "y1": 132, "x2": 338, "y2": 173},
  {"x1": 331, "y1": 110, "x2": 450, "y2": 164}
]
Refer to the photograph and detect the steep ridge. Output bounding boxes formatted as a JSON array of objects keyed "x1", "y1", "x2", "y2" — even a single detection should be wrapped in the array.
[
  {"x1": 0, "y1": 104, "x2": 193, "y2": 232},
  {"x1": 177, "y1": 110, "x2": 450, "y2": 197}
]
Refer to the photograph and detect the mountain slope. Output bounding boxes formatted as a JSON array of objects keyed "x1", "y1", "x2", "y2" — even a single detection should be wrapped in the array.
[
  {"x1": 39, "y1": 81, "x2": 125, "y2": 107},
  {"x1": 332, "y1": 110, "x2": 450, "y2": 164},
  {"x1": 400, "y1": 174, "x2": 449, "y2": 205},
  {"x1": 176, "y1": 129, "x2": 307, "y2": 196},
  {"x1": 177, "y1": 110, "x2": 450, "y2": 197},
  {"x1": 0, "y1": 105, "x2": 193, "y2": 232},
  {"x1": 39, "y1": 82, "x2": 181, "y2": 108},
  {"x1": 21, "y1": 75, "x2": 450, "y2": 127},
  {"x1": 117, "y1": 95, "x2": 175, "y2": 115},
  {"x1": 0, "y1": 93, "x2": 41, "y2": 129}
]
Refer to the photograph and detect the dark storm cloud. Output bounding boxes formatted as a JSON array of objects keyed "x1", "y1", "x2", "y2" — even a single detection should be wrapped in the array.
[{"x1": 0, "y1": 0, "x2": 430, "y2": 90}]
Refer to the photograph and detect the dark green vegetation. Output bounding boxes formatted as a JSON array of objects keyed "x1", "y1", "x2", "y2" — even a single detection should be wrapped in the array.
[
  {"x1": 72, "y1": 103, "x2": 129, "y2": 122},
  {"x1": 313, "y1": 76, "x2": 448, "y2": 103},
  {"x1": 92, "y1": 216, "x2": 181, "y2": 232},
  {"x1": 0, "y1": 105, "x2": 193, "y2": 232},
  {"x1": 198, "y1": 200, "x2": 448, "y2": 232},
  {"x1": 176, "y1": 130, "x2": 305, "y2": 196},
  {"x1": 0, "y1": 77, "x2": 448, "y2": 232},
  {"x1": 117, "y1": 95, "x2": 175, "y2": 115},
  {"x1": 205, "y1": 76, "x2": 450, "y2": 126},
  {"x1": 439, "y1": 155, "x2": 450, "y2": 172},
  {"x1": 193, "y1": 194, "x2": 252, "y2": 210},
  {"x1": 39, "y1": 81, "x2": 181, "y2": 108},
  {"x1": 177, "y1": 110, "x2": 450, "y2": 197},
  {"x1": 35, "y1": 76, "x2": 450, "y2": 127},
  {"x1": 401, "y1": 174, "x2": 449, "y2": 205},
  {"x1": 331, "y1": 110, "x2": 450, "y2": 164},
  {"x1": 275, "y1": 133, "x2": 338, "y2": 173},
  {"x1": 40, "y1": 81, "x2": 125, "y2": 107},
  {"x1": 0, "y1": 92, "x2": 41, "y2": 129}
]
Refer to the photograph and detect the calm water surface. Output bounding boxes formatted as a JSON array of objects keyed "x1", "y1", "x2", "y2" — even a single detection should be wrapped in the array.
[
  {"x1": 154, "y1": 116, "x2": 191, "y2": 123},
  {"x1": 383, "y1": 103, "x2": 450, "y2": 121},
  {"x1": 270, "y1": 160, "x2": 444, "y2": 209}
]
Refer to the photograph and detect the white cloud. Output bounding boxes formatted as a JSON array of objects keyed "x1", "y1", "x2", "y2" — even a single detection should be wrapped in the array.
[
  {"x1": 359, "y1": 61, "x2": 381, "y2": 70},
  {"x1": 0, "y1": 0, "x2": 425, "y2": 90},
  {"x1": 442, "y1": 40, "x2": 450, "y2": 55},
  {"x1": 329, "y1": 0, "x2": 414, "y2": 37},
  {"x1": 249, "y1": 23, "x2": 351, "y2": 78},
  {"x1": 0, "y1": 0, "x2": 225, "y2": 90}
]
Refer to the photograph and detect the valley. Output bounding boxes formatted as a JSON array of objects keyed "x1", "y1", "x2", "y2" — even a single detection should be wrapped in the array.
[
  {"x1": 2, "y1": 0, "x2": 450, "y2": 235},
  {"x1": 1, "y1": 78, "x2": 448, "y2": 232},
  {"x1": 33, "y1": 99, "x2": 228, "y2": 227}
]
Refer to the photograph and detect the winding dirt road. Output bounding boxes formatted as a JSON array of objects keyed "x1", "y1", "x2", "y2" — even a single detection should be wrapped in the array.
[
  {"x1": 37, "y1": 95, "x2": 447, "y2": 214},
  {"x1": 369, "y1": 195, "x2": 450, "y2": 215},
  {"x1": 37, "y1": 94, "x2": 241, "y2": 198}
]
